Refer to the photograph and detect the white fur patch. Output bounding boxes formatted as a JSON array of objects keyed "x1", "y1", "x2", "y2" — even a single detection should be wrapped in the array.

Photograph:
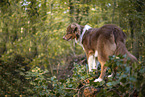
[
  {"x1": 94, "y1": 50, "x2": 98, "y2": 57},
  {"x1": 88, "y1": 55, "x2": 94, "y2": 72},
  {"x1": 94, "y1": 78, "x2": 103, "y2": 82},
  {"x1": 88, "y1": 55, "x2": 97, "y2": 72},
  {"x1": 75, "y1": 25, "x2": 92, "y2": 49}
]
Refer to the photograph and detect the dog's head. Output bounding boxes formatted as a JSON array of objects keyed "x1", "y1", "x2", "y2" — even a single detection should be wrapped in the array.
[{"x1": 63, "y1": 23, "x2": 81, "y2": 41}]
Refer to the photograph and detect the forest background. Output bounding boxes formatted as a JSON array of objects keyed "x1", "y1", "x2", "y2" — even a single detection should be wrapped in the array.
[{"x1": 0, "y1": 0, "x2": 145, "y2": 96}]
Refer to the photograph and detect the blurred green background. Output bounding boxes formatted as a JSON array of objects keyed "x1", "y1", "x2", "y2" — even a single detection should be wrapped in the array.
[{"x1": 0, "y1": 0, "x2": 144, "y2": 96}]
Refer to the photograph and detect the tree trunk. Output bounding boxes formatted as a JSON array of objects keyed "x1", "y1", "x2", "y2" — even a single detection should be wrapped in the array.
[
  {"x1": 41, "y1": 0, "x2": 47, "y2": 21},
  {"x1": 0, "y1": 0, "x2": 10, "y2": 55},
  {"x1": 27, "y1": 0, "x2": 39, "y2": 57},
  {"x1": 69, "y1": 0, "x2": 76, "y2": 56},
  {"x1": 129, "y1": 19, "x2": 134, "y2": 47},
  {"x1": 69, "y1": 0, "x2": 74, "y2": 23},
  {"x1": 132, "y1": 0, "x2": 144, "y2": 59},
  {"x1": 112, "y1": 0, "x2": 116, "y2": 23}
]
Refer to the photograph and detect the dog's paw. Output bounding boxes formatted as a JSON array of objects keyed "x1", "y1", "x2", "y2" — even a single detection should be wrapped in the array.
[
  {"x1": 108, "y1": 73, "x2": 113, "y2": 78},
  {"x1": 89, "y1": 69, "x2": 93, "y2": 72},
  {"x1": 94, "y1": 78, "x2": 103, "y2": 82}
]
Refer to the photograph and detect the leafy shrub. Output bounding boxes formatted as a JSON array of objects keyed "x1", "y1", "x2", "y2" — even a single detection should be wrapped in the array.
[
  {"x1": 26, "y1": 67, "x2": 51, "y2": 96},
  {"x1": 0, "y1": 54, "x2": 32, "y2": 96},
  {"x1": 26, "y1": 64, "x2": 92, "y2": 96},
  {"x1": 98, "y1": 55, "x2": 145, "y2": 97},
  {"x1": 25, "y1": 55, "x2": 144, "y2": 97}
]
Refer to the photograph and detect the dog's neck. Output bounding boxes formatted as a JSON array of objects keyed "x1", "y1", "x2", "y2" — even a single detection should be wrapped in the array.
[{"x1": 75, "y1": 25, "x2": 92, "y2": 49}]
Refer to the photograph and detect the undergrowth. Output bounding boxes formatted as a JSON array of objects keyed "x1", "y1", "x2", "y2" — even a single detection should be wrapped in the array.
[{"x1": 26, "y1": 55, "x2": 145, "y2": 97}]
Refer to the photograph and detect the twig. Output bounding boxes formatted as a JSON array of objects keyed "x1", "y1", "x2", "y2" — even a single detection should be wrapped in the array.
[
  {"x1": 77, "y1": 85, "x2": 85, "y2": 97},
  {"x1": 63, "y1": 88, "x2": 78, "y2": 90}
]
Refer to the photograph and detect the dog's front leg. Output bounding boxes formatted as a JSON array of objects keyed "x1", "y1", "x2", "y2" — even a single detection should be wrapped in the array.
[
  {"x1": 88, "y1": 55, "x2": 94, "y2": 72},
  {"x1": 88, "y1": 55, "x2": 97, "y2": 72},
  {"x1": 94, "y1": 50, "x2": 99, "y2": 71},
  {"x1": 92, "y1": 56, "x2": 97, "y2": 69},
  {"x1": 93, "y1": 59, "x2": 99, "y2": 70}
]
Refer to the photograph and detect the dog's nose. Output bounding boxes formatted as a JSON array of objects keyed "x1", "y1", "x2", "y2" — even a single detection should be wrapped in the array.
[{"x1": 63, "y1": 36, "x2": 66, "y2": 40}]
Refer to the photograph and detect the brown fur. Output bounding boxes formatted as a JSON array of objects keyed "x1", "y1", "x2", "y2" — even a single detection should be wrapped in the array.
[{"x1": 63, "y1": 23, "x2": 137, "y2": 80}]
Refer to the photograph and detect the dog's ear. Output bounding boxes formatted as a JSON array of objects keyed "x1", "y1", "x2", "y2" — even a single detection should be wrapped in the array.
[
  {"x1": 71, "y1": 24, "x2": 76, "y2": 30},
  {"x1": 71, "y1": 23, "x2": 81, "y2": 36}
]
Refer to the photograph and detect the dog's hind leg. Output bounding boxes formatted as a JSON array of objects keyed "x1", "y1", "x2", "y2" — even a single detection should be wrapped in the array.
[
  {"x1": 94, "y1": 33, "x2": 117, "y2": 82},
  {"x1": 94, "y1": 61, "x2": 107, "y2": 82}
]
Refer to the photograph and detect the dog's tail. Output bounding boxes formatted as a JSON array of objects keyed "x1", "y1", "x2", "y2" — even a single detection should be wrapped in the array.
[
  {"x1": 110, "y1": 26, "x2": 138, "y2": 63},
  {"x1": 126, "y1": 50, "x2": 138, "y2": 63},
  {"x1": 114, "y1": 40, "x2": 138, "y2": 63}
]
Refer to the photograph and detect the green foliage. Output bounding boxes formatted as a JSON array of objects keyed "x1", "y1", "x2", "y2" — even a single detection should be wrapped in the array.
[
  {"x1": 0, "y1": 0, "x2": 144, "y2": 96},
  {"x1": 26, "y1": 67, "x2": 50, "y2": 96},
  {"x1": 25, "y1": 64, "x2": 91, "y2": 96},
  {"x1": 101, "y1": 55, "x2": 145, "y2": 97},
  {"x1": 0, "y1": 54, "x2": 32, "y2": 96},
  {"x1": 24, "y1": 55, "x2": 144, "y2": 96}
]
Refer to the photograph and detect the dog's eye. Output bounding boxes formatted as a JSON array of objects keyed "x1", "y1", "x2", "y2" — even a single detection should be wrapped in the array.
[{"x1": 68, "y1": 32, "x2": 71, "y2": 34}]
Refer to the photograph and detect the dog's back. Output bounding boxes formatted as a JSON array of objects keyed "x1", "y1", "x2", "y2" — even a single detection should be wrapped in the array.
[{"x1": 96, "y1": 24, "x2": 137, "y2": 62}]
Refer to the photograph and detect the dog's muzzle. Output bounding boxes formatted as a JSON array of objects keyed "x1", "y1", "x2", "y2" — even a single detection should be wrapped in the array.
[
  {"x1": 63, "y1": 36, "x2": 67, "y2": 40},
  {"x1": 63, "y1": 36, "x2": 72, "y2": 41}
]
